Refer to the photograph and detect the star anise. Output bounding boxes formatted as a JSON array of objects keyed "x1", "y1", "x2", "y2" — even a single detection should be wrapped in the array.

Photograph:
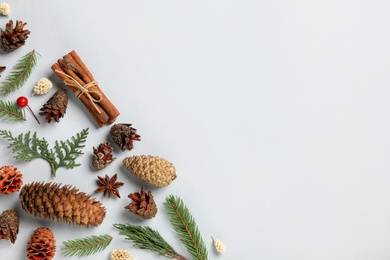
[{"x1": 95, "y1": 174, "x2": 124, "y2": 198}]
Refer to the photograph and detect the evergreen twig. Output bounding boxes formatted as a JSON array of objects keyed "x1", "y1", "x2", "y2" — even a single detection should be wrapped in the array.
[
  {"x1": 113, "y1": 223, "x2": 187, "y2": 260},
  {"x1": 0, "y1": 50, "x2": 39, "y2": 95},
  {"x1": 164, "y1": 195, "x2": 209, "y2": 260},
  {"x1": 0, "y1": 128, "x2": 88, "y2": 177},
  {"x1": 61, "y1": 234, "x2": 113, "y2": 257},
  {"x1": 0, "y1": 100, "x2": 26, "y2": 121}
]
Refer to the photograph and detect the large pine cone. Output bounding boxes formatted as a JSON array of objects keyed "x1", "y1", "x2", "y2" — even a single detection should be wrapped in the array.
[
  {"x1": 39, "y1": 89, "x2": 68, "y2": 123},
  {"x1": 123, "y1": 155, "x2": 176, "y2": 187},
  {"x1": 110, "y1": 123, "x2": 140, "y2": 151},
  {"x1": 0, "y1": 209, "x2": 19, "y2": 244},
  {"x1": 0, "y1": 165, "x2": 23, "y2": 194},
  {"x1": 19, "y1": 182, "x2": 106, "y2": 227},
  {"x1": 26, "y1": 227, "x2": 56, "y2": 260},
  {"x1": 125, "y1": 187, "x2": 157, "y2": 219},
  {"x1": 0, "y1": 20, "x2": 30, "y2": 53}
]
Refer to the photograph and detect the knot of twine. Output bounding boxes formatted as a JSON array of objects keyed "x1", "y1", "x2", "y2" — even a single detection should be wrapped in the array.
[{"x1": 55, "y1": 70, "x2": 102, "y2": 113}]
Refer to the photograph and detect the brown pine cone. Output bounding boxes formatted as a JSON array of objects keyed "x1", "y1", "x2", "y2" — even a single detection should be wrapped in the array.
[
  {"x1": 0, "y1": 209, "x2": 19, "y2": 244},
  {"x1": 0, "y1": 20, "x2": 30, "y2": 53},
  {"x1": 110, "y1": 123, "x2": 140, "y2": 151},
  {"x1": 26, "y1": 227, "x2": 56, "y2": 260},
  {"x1": 125, "y1": 187, "x2": 157, "y2": 219},
  {"x1": 0, "y1": 165, "x2": 23, "y2": 194},
  {"x1": 92, "y1": 142, "x2": 116, "y2": 170},
  {"x1": 39, "y1": 89, "x2": 68, "y2": 123},
  {"x1": 19, "y1": 182, "x2": 106, "y2": 227}
]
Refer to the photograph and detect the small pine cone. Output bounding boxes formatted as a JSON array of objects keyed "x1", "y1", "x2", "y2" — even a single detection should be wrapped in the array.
[
  {"x1": 19, "y1": 182, "x2": 106, "y2": 227},
  {"x1": 92, "y1": 142, "x2": 116, "y2": 170},
  {"x1": 39, "y1": 89, "x2": 68, "y2": 123},
  {"x1": 123, "y1": 155, "x2": 176, "y2": 187},
  {"x1": 26, "y1": 227, "x2": 56, "y2": 260},
  {"x1": 110, "y1": 123, "x2": 140, "y2": 151},
  {"x1": 0, "y1": 3, "x2": 10, "y2": 16},
  {"x1": 125, "y1": 187, "x2": 157, "y2": 219},
  {"x1": 0, "y1": 209, "x2": 19, "y2": 244},
  {"x1": 0, "y1": 20, "x2": 30, "y2": 53},
  {"x1": 31, "y1": 77, "x2": 52, "y2": 96},
  {"x1": 111, "y1": 249, "x2": 136, "y2": 260},
  {"x1": 0, "y1": 165, "x2": 23, "y2": 194}
]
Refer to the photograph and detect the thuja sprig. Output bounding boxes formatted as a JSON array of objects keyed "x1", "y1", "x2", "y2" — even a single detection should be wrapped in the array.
[
  {"x1": 113, "y1": 223, "x2": 187, "y2": 260},
  {"x1": 0, "y1": 49, "x2": 39, "y2": 95},
  {"x1": 164, "y1": 195, "x2": 209, "y2": 260},
  {"x1": 0, "y1": 128, "x2": 89, "y2": 177},
  {"x1": 62, "y1": 234, "x2": 113, "y2": 257},
  {"x1": 0, "y1": 100, "x2": 26, "y2": 121}
]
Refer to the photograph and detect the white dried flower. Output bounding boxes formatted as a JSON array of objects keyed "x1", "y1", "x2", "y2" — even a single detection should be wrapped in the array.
[
  {"x1": 111, "y1": 249, "x2": 136, "y2": 260},
  {"x1": 212, "y1": 237, "x2": 226, "y2": 254},
  {"x1": 0, "y1": 3, "x2": 10, "y2": 16},
  {"x1": 31, "y1": 77, "x2": 52, "y2": 96}
]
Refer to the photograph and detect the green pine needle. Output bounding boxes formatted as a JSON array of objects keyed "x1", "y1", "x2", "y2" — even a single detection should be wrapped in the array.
[
  {"x1": 0, "y1": 128, "x2": 88, "y2": 177},
  {"x1": 0, "y1": 100, "x2": 26, "y2": 121},
  {"x1": 62, "y1": 234, "x2": 113, "y2": 257},
  {"x1": 0, "y1": 49, "x2": 39, "y2": 95},
  {"x1": 164, "y1": 195, "x2": 209, "y2": 260},
  {"x1": 113, "y1": 223, "x2": 187, "y2": 259}
]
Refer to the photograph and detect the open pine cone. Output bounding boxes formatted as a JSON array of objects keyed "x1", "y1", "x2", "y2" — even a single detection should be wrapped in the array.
[
  {"x1": 26, "y1": 227, "x2": 56, "y2": 260},
  {"x1": 39, "y1": 89, "x2": 68, "y2": 123},
  {"x1": 0, "y1": 20, "x2": 30, "y2": 53},
  {"x1": 110, "y1": 123, "x2": 140, "y2": 151},
  {"x1": 0, "y1": 165, "x2": 23, "y2": 194},
  {"x1": 125, "y1": 187, "x2": 157, "y2": 219},
  {"x1": 92, "y1": 142, "x2": 116, "y2": 170},
  {"x1": 0, "y1": 209, "x2": 19, "y2": 244}
]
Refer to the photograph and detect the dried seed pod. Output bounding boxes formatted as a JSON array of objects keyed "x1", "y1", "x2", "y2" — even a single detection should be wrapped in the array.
[
  {"x1": 0, "y1": 3, "x2": 10, "y2": 16},
  {"x1": 0, "y1": 209, "x2": 19, "y2": 244},
  {"x1": 123, "y1": 155, "x2": 176, "y2": 187},
  {"x1": 125, "y1": 187, "x2": 157, "y2": 219},
  {"x1": 39, "y1": 89, "x2": 68, "y2": 123},
  {"x1": 26, "y1": 227, "x2": 56, "y2": 260},
  {"x1": 92, "y1": 142, "x2": 116, "y2": 170},
  {"x1": 0, "y1": 165, "x2": 23, "y2": 194},
  {"x1": 110, "y1": 123, "x2": 140, "y2": 151},
  {"x1": 212, "y1": 237, "x2": 226, "y2": 254},
  {"x1": 31, "y1": 77, "x2": 52, "y2": 96},
  {"x1": 111, "y1": 249, "x2": 136, "y2": 260}
]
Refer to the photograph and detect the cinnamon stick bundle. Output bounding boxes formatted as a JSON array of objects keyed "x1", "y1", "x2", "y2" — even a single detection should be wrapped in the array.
[{"x1": 51, "y1": 50, "x2": 120, "y2": 127}]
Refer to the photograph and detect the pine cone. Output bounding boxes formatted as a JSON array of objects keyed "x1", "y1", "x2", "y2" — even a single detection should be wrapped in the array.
[
  {"x1": 26, "y1": 227, "x2": 56, "y2": 260},
  {"x1": 110, "y1": 123, "x2": 140, "y2": 151},
  {"x1": 0, "y1": 209, "x2": 19, "y2": 244},
  {"x1": 92, "y1": 142, "x2": 116, "y2": 170},
  {"x1": 19, "y1": 182, "x2": 106, "y2": 227},
  {"x1": 125, "y1": 187, "x2": 157, "y2": 219},
  {"x1": 0, "y1": 165, "x2": 23, "y2": 194},
  {"x1": 123, "y1": 155, "x2": 176, "y2": 187},
  {"x1": 39, "y1": 89, "x2": 68, "y2": 123},
  {"x1": 111, "y1": 250, "x2": 136, "y2": 260},
  {"x1": 0, "y1": 20, "x2": 30, "y2": 53}
]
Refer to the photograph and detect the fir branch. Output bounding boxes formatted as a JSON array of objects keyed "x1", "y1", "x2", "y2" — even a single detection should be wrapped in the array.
[
  {"x1": 0, "y1": 50, "x2": 39, "y2": 95},
  {"x1": 0, "y1": 100, "x2": 26, "y2": 121},
  {"x1": 113, "y1": 223, "x2": 187, "y2": 260},
  {"x1": 62, "y1": 234, "x2": 112, "y2": 257},
  {"x1": 0, "y1": 128, "x2": 88, "y2": 177},
  {"x1": 164, "y1": 195, "x2": 209, "y2": 260}
]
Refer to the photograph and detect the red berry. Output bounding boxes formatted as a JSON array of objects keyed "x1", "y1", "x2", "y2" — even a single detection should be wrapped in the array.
[{"x1": 17, "y1": 96, "x2": 28, "y2": 107}]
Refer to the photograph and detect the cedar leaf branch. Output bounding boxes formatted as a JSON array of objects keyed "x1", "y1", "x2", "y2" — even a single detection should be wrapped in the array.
[
  {"x1": 61, "y1": 234, "x2": 112, "y2": 257},
  {"x1": 0, "y1": 128, "x2": 88, "y2": 177},
  {"x1": 0, "y1": 100, "x2": 26, "y2": 121},
  {"x1": 0, "y1": 49, "x2": 39, "y2": 95},
  {"x1": 164, "y1": 195, "x2": 209, "y2": 260}
]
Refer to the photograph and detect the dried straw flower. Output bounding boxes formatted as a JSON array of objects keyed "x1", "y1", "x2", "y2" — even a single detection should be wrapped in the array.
[
  {"x1": 212, "y1": 236, "x2": 226, "y2": 254},
  {"x1": 31, "y1": 77, "x2": 52, "y2": 96},
  {"x1": 0, "y1": 3, "x2": 10, "y2": 16},
  {"x1": 111, "y1": 249, "x2": 136, "y2": 260}
]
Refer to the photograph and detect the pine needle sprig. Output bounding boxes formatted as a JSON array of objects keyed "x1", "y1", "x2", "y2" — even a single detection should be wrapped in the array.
[
  {"x1": 62, "y1": 234, "x2": 113, "y2": 257},
  {"x1": 0, "y1": 50, "x2": 39, "y2": 95},
  {"x1": 0, "y1": 100, "x2": 26, "y2": 121},
  {"x1": 113, "y1": 223, "x2": 187, "y2": 260},
  {"x1": 0, "y1": 128, "x2": 89, "y2": 177},
  {"x1": 164, "y1": 195, "x2": 209, "y2": 260}
]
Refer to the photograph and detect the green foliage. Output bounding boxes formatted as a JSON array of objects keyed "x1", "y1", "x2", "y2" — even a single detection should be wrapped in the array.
[
  {"x1": 61, "y1": 234, "x2": 112, "y2": 257},
  {"x1": 0, "y1": 128, "x2": 89, "y2": 177},
  {"x1": 0, "y1": 100, "x2": 26, "y2": 121},
  {"x1": 0, "y1": 50, "x2": 39, "y2": 95},
  {"x1": 113, "y1": 223, "x2": 187, "y2": 259},
  {"x1": 164, "y1": 195, "x2": 209, "y2": 260}
]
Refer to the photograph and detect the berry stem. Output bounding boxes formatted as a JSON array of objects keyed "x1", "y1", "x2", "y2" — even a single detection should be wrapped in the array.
[{"x1": 27, "y1": 105, "x2": 40, "y2": 124}]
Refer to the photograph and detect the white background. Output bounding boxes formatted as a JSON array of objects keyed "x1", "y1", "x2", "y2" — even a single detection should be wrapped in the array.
[{"x1": 1, "y1": 1, "x2": 390, "y2": 259}]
